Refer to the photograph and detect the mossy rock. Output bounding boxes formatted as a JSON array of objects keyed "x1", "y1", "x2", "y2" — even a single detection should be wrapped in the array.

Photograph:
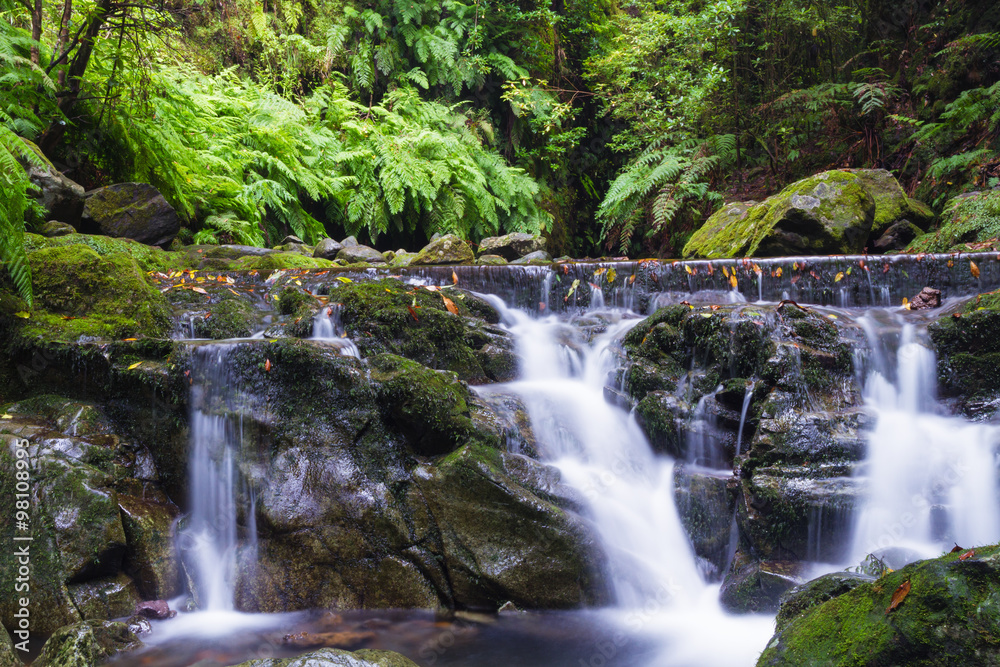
[
  {"x1": 843, "y1": 169, "x2": 935, "y2": 237},
  {"x1": 906, "y1": 190, "x2": 1000, "y2": 253},
  {"x1": 720, "y1": 553, "x2": 805, "y2": 613},
  {"x1": 234, "y1": 253, "x2": 335, "y2": 271},
  {"x1": 2, "y1": 244, "x2": 173, "y2": 346},
  {"x1": 929, "y1": 295, "x2": 1000, "y2": 401},
  {"x1": 118, "y1": 494, "x2": 181, "y2": 599},
  {"x1": 32, "y1": 620, "x2": 141, "y2": 667},
  {"x1": 67, "y1": 573, "x2": 141, "y2": 621},
  {"x1": 411, "y1": 234, "x2": 475, "y2": 265},
  {"x1": 192, "y1": 297, "x2": 262, "y2": 339},
  {"x1": 370, "y1": 354, "x2": 480, "y2": 456},
  {"x1": 683, "y1": 171, "x2": 876, "y2": 258},
  {"x1": 774, "y1": 571, "x2": 875, "y2": 632},
  {"x1": 0, "y1": 622, "x2": 19, "y2": 667},
  {"x1": 24, "y1": 233, "x2": 179, "y2": 273},
  {"x1": 758, "y1": 545, "x2": 1000, "y2": 666}
]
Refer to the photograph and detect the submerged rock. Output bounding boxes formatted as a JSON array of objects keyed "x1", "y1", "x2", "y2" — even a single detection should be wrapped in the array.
[
  {"x1": 757, "y1": 545, "x2": 1000, "y2": 666},
  {"x1": 908, "y1": 286, "x2": 941, "y2": 310},
  {"x1": 81, "y1": 183, "x2": 180, "y2": 248}
]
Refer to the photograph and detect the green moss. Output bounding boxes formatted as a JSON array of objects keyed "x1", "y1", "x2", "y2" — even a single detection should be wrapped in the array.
[
  {"x1": 929, "y1": 301, "x2": 1000, "y2": 399},
  {"x1": 234, "y1": 252, "x2": 334, "y2": 270},
  {"x1": 276, "y1": 286, "x2": 315, "y2": 316},
  {"x1": 683, "y1": 201, "x2": 770, "y2": 259},
  {"x1": 193, "y1": 297, "x2": 261, "y2": 339},
  {"x1": 907, "y1": 191, "x2": 1000, "y2": 253},
  {"x1": 24, "y1": 233, "x2": 181, "y2": 273}
]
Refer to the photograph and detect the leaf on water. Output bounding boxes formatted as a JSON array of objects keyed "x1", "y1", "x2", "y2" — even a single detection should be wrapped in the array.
[
  {"x1": 902, "y1": 297, "x2": 910, "y2": 310},
  {"x1": 295, "y1": 279, "x2": 302, "y2": 286},
  {"x1": 628, "y1": 274, "x2": 636, "y2": 285},
  {"x1": 960, "y1": 550, "x2": 976, "y2": 561},
  {"x1": 407, "y1": 306, "x2": 420, "y2": 322},
  {"x1": 729, "y1": 274, "x2": 738, "y2": 289},
  {"x1": 452, "y1": 271, "x2": 459, "y2": 285},
  {"x1": 971, "y1": 261, "x2": 980, "y2": 278},
  {"x1": 774, "y1": 267, "x2": 783, "y2": 278},
  {"x1": 722, "y1": 266, "x2": 730, "y2": 278},
  {"x1": 886, "y1": 580, "x2": 911, "y2": 614},
  {"x1": 706, "y1": 264, "x2": 714, "y2": 276},
  {"x1": 539, "y1": 302, "x2": 547, "y2": 311},
  {"x1": 128, "y1": 362, "x2": 143, "y2": 370},
  {"x1": 607, "y1": 268, "x2": 617, "y2": 283},
  {"x1": 567, "y1": 279, "x2": 580, "y2": 298},
  {"x1": 883, "y1": 263, "x2": 890, "y2": 274},
  {"x1": 835, "y1": 272, "x2": 845, "y2": 282},
  {"x1": 14, "y1": 311, "x2": 30, "y2": 319},
  {"x1": 753, "y1": 263, "x2": 762, "y2": 274},
  {"x1": 594, "y1": 267, "x2": 607, "y2": 277},
  {"x1": 948, "y1": 260, "x2": 954, "y2": 268},
  {"x1": 265, "y1": 359, "x2": 272, "y2": 372},
  {"x1": 685, "y1": 265, "x2": 693, "y2": 275},
  {"x1": 442, "y1": 295, "x2": 459, "y2": 315}
]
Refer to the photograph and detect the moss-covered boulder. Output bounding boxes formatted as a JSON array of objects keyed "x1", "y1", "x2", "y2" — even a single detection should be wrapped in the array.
[
  {"x1": 81, "y1": 183, "x2": 179, "y2": 248},
  {"x1": 758, "y1": 545, "x2": 1000, "y2": 666},
  {"x1": 774, "y1": 570, "x2": 875, "y2": 631},
  {"x1": 118, "y1": 494, "x2": 181, "y2": 599},
  {"x1": 0, "y1": 623, "x2": 19, "y2": 667},
  {"x1": 929, "y1": 290, "x2": 1000, "y2": 411},
  {"x1": 336, "y1": 245, "x2": 387, "y2": 264},
  {"x1": 683, "y1": 171, "x2": 883, "y2": 258},
  {"x1": 907, "y1": 190, "x2": 1000, "y2": 253},
  {"x1": 843, "y1": 169, "x2": 935, "y2": 238},
  {"x1": 32, "y1": 620, "x2": 141, "y2": 667},
  {"x1": 24, "y1": 233, "x2": 179, "y2": 273},
  {"x1": 234, "y1": 252, "x2": 334, "y2": 271},
  {"x1": 477, "y1": 233, "x2": 546, "y2": 261},
  {"x1": 411, "y1": 234, "x2": 475, "y2": 265}
]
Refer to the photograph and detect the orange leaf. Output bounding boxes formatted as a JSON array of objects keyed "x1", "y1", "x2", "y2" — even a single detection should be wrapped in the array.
[
  {"x1": 729, "y1": 274, "x2": 738, "y2": 289},
  {"x1": 264, "y1": 359, "x2": 272, "y2": 372},
  {"x1": 706, "y1": 264, "x2": 715, "y2": 276},
  {"x1": 774, "y1": 267, "x2": 783, "y2": 278},
  {"x1": 950, "y1": 544, "x2": 964, "y2": 553},
  {"x1": 971, "y1": 261, "x2": 980, "y2": 278},
  {"x1": 886, "y1": 580, "x2": 911, "y2": 614},
  {"x1": 407, "y1": 306, "x2": 420, "y2": 322},
  {"x1": 959, "y1": 550, "x2": 976, "y2": 561},
  {"x1": 539, "y1": 302, "x2": 547, "y2": 311},
  {"x1": 442, "y1": 295, "x2": 459, "y2": 315},
  {"x1": 452, "y1": 271, "x2": 459, "y2": 285}
]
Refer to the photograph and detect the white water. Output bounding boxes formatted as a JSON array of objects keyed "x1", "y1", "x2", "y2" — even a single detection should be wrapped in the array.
[
  {"x1": 179, "y1": 345, "x2": 258, "y2": 613},
  {"x1": 311, "y1": 304, "x2": 361, "y2": 358},
  {"x1": 850, "y1": 310, "x2": 1000, "y2": 563},
  {"x1": 481, "y1": 296, "x2": 773, "y2": 666}
]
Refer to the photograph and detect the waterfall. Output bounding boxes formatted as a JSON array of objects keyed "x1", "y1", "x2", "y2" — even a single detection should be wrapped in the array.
[
  {"x1": 480, "y1": 297, "x2": 774, "y2": 665},
  {"x1": 850, "y1": 310, "x2": 1000, "y2": 563},
  {"x1": 311, "y1": 304, "x2": 361, "y2": 358},
  {"x1": 179, "y1": 344, "x2": 259, "y2": 612}
]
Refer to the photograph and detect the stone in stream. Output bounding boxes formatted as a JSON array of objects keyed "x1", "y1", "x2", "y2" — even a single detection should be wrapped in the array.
[
  {"x1": 314, "y1": 238, "x2": 345, "y2": 260},
  {"x1": 757, "y1": 545, "x2": 1000, "y2": 666},
  {"x1": 235, "y1": 648, "x2": 420, "y2": 667},
  {"x1": 720, "y1": 554, "x2": 806, "y2": 613},
  {"x1": 81, "y1": 183, "x2": 180, "y2": 247},
  {"x1": 411, "y1": 234, "x2": 475, "y2": 265},
  {"x1": 908, "y1": 286, "x2": 941, "y2": 310},
  {"x1": 32, "y1": 620, "x2": 143, "y2": 667},
  {"x1": 336, "y1": 244, "x2": 387, "y2": 264},
  {"x1": 477, "y1": 232, "x2": 546, "y2": 261},
  {"x1": 510, "y1": 250, "x2": 552, "y2": 264},
  {"x1": 134, "y1": 600, "x2": 176, "y2": 619}
]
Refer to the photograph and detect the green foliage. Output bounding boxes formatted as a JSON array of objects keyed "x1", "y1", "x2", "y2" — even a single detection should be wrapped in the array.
[
  {"x1": 915, "y1": 80, "x2": 1000, "y2": 182},
  {"x1": 907, "y1": 191, "x2": 1000, "y2": 253}
]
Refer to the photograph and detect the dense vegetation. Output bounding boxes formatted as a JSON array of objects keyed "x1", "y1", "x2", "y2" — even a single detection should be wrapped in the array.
[{"x1": 2, "y1": 0, "x2": 1000, "y2": 299}]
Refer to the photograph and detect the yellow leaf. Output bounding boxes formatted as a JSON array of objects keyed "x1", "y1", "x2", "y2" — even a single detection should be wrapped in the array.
[
  {"x1": 442, "y1": 295, "x2": 459, "y2": 315},
  {"x1": 685, "y1": 265, "x2": 693, "y2": 275},
  {"x1": 122, "y1": 338, "x2": 138, "y2": 342},
  {"x1": 128, "y1": 362, "x2": 143, "y2": 370},
  {"x1": 730, "y1": 274, "x2": 738, "y2": 289},
  {"x1": 722, "y1": 266, "x2": 730, "y2": 278},
  {"x1": 752, "y1": 263, "x2": 761, "y2": 274},
  {"x1": 827, "y1": 314, "x2": 838, "y2": 320},
  {"x1": 13, "y1": 311, "x2": 30, "y2": 319},
  {"x1": 336, "y1": 276, "x2": 353, "y2": 284},
  {"x1": 774, "y1": 267, "x2": 783, "y2": 278},
  {"x1": 295, "y1": 279, "x2": 302, "y2": 286},
  {"x1": 607, "y1": 268, "x2": 617, "y2": 283},
  {"x1": 835, "y1": 272, "x2": 845, "y2": 282},
  {"x1": 191, "y1": 287, "x2": 208, "y2": 294},
  {"x1": 971, "y1": 261, "x2": 980, "y2": 278},
  {"x1": 594, "y1": 267, "x2": 607, "y2": 277},
  {"x1": 1, "y1": 414, "x2": 12, "y2": 419},
  {"x1": 902, "y1": 297, "x2": 911, "y2": 310}
]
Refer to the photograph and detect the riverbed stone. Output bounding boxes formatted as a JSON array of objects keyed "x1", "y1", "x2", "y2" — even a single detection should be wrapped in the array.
[
  {"x1": 337, "y1": 245, "x2": 387, "y2": 264},
  {"x1": 314, "y1": 238, "x2": 345, "y2": 260},
  {"x1": 81, "y1": 183, "x2": 180, "y2": 248},
  {"x1": 720, "y1": 553, "x2": 806, "y2": 613},
  {"x1": 478, "y1": 233, "x2": 546, "y2": 261},
  {"x1": 32, "y1": 620, "x2": 142, "y2": 667},
  {"x1": 757, "y1": 545, "x2": 1000, "y2": 666},
  {"x1": 412, "y1": 235, "x2": 475, "y2": 265}
]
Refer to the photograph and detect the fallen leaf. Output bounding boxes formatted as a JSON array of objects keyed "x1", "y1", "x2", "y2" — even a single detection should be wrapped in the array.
[
  {"x1": 265, "y1": 359, "x2": 272, "y2": 372},
  {"x1": 753, "y1": 263, "x2": 762, "y2": 274},
  {"x1": 594, "y1": 267, "x2": 607, "y2": 277},
  {"x1": 960, "y1": 550, "x2": 976, "y2": 561},
  {"x1": 191, "y1": 287, "x2": 208, "y2": 294},
  {"x1": 336, "y1": 276, "x2": 353, "y2": 284},
  {"x1": 442, "y1": 295, "x2": 459, "y2": 315},
  {"x1": 883, "y1": 263, "x2": 890, "y2": 274},
  {"x1": 951, "y1": 544, "x2": 964, "y2": 553},
  {"x1": 407, "y1": 306, "x2": 420, "y2": 322},
  {"x1": 791, "y1": 276, "x2": 801, "y2": 285},
  {"x1": 902, "y1": 297, "x2": 910, "y2": 310},
  {"x1": 128, "y1": 362, "x2": 143, "y2": 370},
  {"x1": 539, "y1": 302, "x2": 547, "y2": 311},
  {"x1": 1, "y1": 414, "x2": 12, "y2": 419},
  {"x1": 722, "y1": 266, "x2": 730, "y2": 278},
  {"x1": 567, "y1": 279, "x2": 581, "y2": 298},
  {"x1": 707, "y1": 264, "x2": 715, "y2": 276},
  {"x1": 948, "y1": 260, "x2": 954, "y2": 268},
  {"x1": 886, "y1": 580, "x2": 911, "y2": 614},
  {"x1": 835, "y1": 272, "x2": 845, "y2": 282},
  {"x1": 971, "y1": 261, "x2": 980, "y2": 278},
  {"x1": 685, "y1": 265, "x2": 693, "y2": 275},
  {"x1": 628, "y1": 274, "x2": 636, "y2": 285},
  {"x1": 60, "y1": 315, "x2": 77, "y2": 321},
  {"x1": 607, "y1": 267, "x2": 617, "y2": 283},
  {"x1": 452, "y1": 271, "x2": 459, "y2": 285},
  {"x1": 774, "y1": 267, "x2": 783, "y2": 278},
  {"x1": 122, "y1": 338, "x2": 138, "y2": 342},
  {"x1": 729, "y1": 274, "x2": 738, "y2": 289},
  {"x1": 793, "y1": 262, "x2": 800, "y2": 271},
  {"x1": 13, "y1": 311, "x2": 30, "y2": 319}
]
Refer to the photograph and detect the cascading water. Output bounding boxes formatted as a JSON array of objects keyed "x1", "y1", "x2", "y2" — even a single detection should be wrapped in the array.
[
  {"x1": 479, "y1": 295, "x2": 773, "y2": 666},
  {"x1": 179, "y1": 345, "x2": 258, "y2": 612},
  {"x1": 850, "y1": 310, "x2": 1000, "y2": 563},
  {"x1": 311, "y1": 303, "x2": 361, "y2": 358}
]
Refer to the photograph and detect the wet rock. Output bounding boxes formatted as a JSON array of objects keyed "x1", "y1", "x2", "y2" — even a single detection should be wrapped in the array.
[
  {"x1": 682, "y1": 201, "x2": 764, "y2": 259},
  {"x1": 873, "y1": 219, "x2": 923, "y2": 252},
  {"x1": 81, "y1": 183, "x2": 180, "y2": 248},
  {"x1": 475, "y1": 344, "x2": 518, "y2": 383},
  {"x1": 134, "y1": 600, "x2": 176, "y2": 619},
  {"x1": 124, "y1": 615, "x2": 152, "y2": 636},
  {"x1": 843, "y1": 168, "x2": 935, "y2": 239},
  {"x1": 634, "y1": 391, "x2": 687, "y2": 458},
  {"x1": 908, "y1": 286, "x2": 941, "y2": 310},
  {"x1": 336, "y1": 245, "x2": 387, "y2": 264},
  {"x1": 118, "y1": 494, "x2": 181, "y2": 599},
  {"x1": 41, "y1": 221, "x2": 78, "y2": 237},
  {"x1": 674, "y1": 467, "x2": 735, "y2": 577},
  {"x1": 775, "y1": 571, "x2": 875, "y2": 632},
  {"x1": 314, "y1": 238, "x2": 345, "y2": 260},
  {"x1": 68, "y1": 572, "x2": 141, "y2": 621},
  {"x1": 0, "y1": 625, "x2": 17, "y2": 667},
  {"x1": 236, "y1": 648, "x2": 420, "y2": 667},
  {"x1": 342, "y1": 236, "x2": 359, "y2": 247},
  {"x1": 33, "y1": 620, "x2": 142, "y2": 667},
  {"x1": 720, "y1": 553, "x2": 805, "y2": 613},
  {"x1": 757, "y1": 545, "x2": 1000, "y2": 666},
  {"x1": 281, "y1": 235, "x2": 305, "y2": 245},
  {"x1": 389, "y1": 251, "x2": 417, "y2": 268},
  {"x1": 929, "y1": 291, "x2": 1000, "y2": 403},
  {"x1": 412, "y1": 234, "x2": 475, "y2": 265},
  {"x1": 477, "y1": 233, "x2": 546, "y2": 261},
  {"x1": 510, "y1": 250, "x2": 552, "y2": 265},
  {"x1": 477, "y1": 254, "x2": 508, "y2": 265}
]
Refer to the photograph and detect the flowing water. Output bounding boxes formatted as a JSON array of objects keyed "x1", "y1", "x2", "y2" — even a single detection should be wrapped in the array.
[{"x1": 141, "y1": 256, "x2": 1000, "y2": 667}]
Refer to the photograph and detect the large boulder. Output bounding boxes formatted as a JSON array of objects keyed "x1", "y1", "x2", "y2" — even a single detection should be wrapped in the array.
[
  {"x1": 32, "y1": 620, "x2": 142, "y2": 667},
  {"x1": 478, "y1": 233, "x2": 546, "y2": 261},
  {"x1": 336, "y1": 245, "x2": 386, "y2": 264},
  {"x1": 683, "y1": 170, "x2": 921, "y2": 258},
  {"x1": 81, "y1": 184, "x2": 180, "y2": 248},
  {"x1": 929, "y1": 290, "x2": 1000, "y2": 413},
  {"x1": 314, "y1": 238, "x2": 345, "y2": 260},
  {"x1": 758, "y1": 545, "x2": 1000, "y2": 666},
  {"x1": 411, "y1": 234, "x2": 474, "y2": 265},
  {"x1": 20, "y1": 139, "x2": 86, "y2": 226}
]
